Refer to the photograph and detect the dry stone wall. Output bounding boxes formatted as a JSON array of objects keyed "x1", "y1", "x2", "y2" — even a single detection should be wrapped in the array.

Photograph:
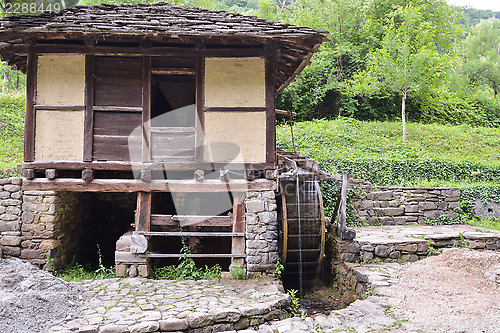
[
  {"x1": 351, "y1": 179, "x2": 461, "y2": 225},
  {"x1": 245, "y1": 190, "x2": 279, "y2": 276},
  {"x1": 0, "y1": 178, "x2": 23, "y2": 258},
  {"x1": 0, "y1": 178, "x2": 84, "y2": 270}
]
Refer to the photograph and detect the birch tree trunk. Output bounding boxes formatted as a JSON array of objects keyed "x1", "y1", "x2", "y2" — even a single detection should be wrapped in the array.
[{"x1": 401, "y1": 90, "x2": 407, "y2": 141}]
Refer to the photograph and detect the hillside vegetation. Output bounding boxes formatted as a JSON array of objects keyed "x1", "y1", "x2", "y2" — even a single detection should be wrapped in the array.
[
  {"x1": 0, "y1": 94, "x2": 24, "y2": 177},
  {"x1": 277, "y1": 118, "x2": 500, "y2": 187}
]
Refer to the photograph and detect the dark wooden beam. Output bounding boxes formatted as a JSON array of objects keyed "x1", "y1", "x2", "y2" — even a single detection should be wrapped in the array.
[
  {"x1": 231, "y1": 193, "x2": 245, "y2": 266},
  {"x1": 151, "y1": 215, "x2": 232, "y2": 227},
  {"x1": 195, "y1": 55, "x2": 205, "y2": 162},
  {"x1": 24, "y1": 51, "x2": 36, "y2": 162},
  {"x1": 151, "y1": 68, "x2": 195, "y2": 75},
  {"x1": 22, "y1": 179, "x2": 277, "y2": 192},
  {"x1": 135, "y1": 192, "x2": 152, "y2": 232},
  {"x1": 13, "y1": 44, "x2": 265, "y2": 58},
  {"x1": 142, "y1": 56, "x2": 151, "y2": 163},
  {"x1": 203, "y1": 106, "x2": 267, "y2": 112},
  {"x1": 84, "y1": 55, "x2": 94, "y2": 162},
  {"x1": 34, "y1": 105, "x2": 85, "y2": 111},
  {"x1": 265, "y1": 42, "x2": 277, "y2": 165},
  {"x1": 20, "y1": 161, "x2": 276, "y2": 171},
  {"x1": 92, "y1": 106, "x2": 142, "y2": 112}
]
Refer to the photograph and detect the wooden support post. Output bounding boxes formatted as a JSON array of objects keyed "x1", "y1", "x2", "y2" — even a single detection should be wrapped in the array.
[
  {"x1": 231, "y1": 193, "x2": 246, "y2": 267},
  {"x1": 135, "y1": 192, "x2": 152, "y2": 232},
  {"x1": 82, "y1": 169, "x2": 94, "y2": 183},
  {"x1": 24, "y1": 51, "x2": 36, "y2": 162},
  {"x1": 340, "y1": 171, "x2": 348, "y2": 238},
  {"x1": 45, "y1": 169, "x2": 56, "y2": 180}
]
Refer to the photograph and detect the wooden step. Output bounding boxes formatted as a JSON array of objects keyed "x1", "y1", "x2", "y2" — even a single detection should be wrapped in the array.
[
  {"x1": 136, "y1": 231, "x2": 244, "y2": 237},
  {"x1": 151, "y1": 215, "x2": 232, "y2": 227}
]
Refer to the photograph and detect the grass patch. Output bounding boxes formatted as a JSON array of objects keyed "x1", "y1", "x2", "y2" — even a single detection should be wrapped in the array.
[
  {"x1": 0, "y1": 93, "x2": 24, "y2": 177},
  {"x1": 278, "y1": 118, "x2": 500, "y2": 186},
  {"x1": 151, "y1": 243, "x2": 221, "y2": 280},
  {"x1": 468, "y1": 217, "x2": 500, "y2": 231}
]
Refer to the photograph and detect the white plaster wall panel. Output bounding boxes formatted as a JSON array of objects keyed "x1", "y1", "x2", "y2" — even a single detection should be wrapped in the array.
[
  {"x1": 204, "y1": 57, "x2": 265, "y2": 107},
  {"x1": 34, "y1": 110, "x2": 84, "y2": 161},
  {"x1": 36, "y1": 54, "x2": 85, "y2": 105},
  {"x1": 203, "y1": 111, "x2": 266, "y2": 162}
]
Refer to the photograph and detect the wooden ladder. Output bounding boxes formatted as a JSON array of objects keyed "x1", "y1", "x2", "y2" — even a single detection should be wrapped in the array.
[{"x1": 134, "y1": 192, "x2": 246, "y2": 265}]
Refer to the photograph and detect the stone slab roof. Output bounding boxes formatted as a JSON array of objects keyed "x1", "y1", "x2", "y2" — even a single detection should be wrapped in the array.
[{"x1": 0, "y1": 2, "x2": 328, "y2": 92}]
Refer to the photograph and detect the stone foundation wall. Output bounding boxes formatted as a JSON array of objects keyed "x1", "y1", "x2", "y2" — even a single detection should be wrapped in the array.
[
  {"x1": 245, "y1": 190, "x2": 278, "y2": 276},
  {"x1": 351, "y1": 180, "x2": 460, "y2": 225},
  {"x1": 21, "y1": 190, "x2": 84, "y2": 270},
  {"x1": 0, "y1": 178, "x2": 23, "y2": 258}
]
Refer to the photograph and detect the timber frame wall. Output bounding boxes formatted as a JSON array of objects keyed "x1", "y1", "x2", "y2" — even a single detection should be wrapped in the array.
[{"x1": 20, "y1": 43, "x2": 278, "y2": 192}]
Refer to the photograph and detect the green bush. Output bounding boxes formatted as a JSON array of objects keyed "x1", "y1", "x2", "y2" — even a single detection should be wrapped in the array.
[{"x1": 0, "y1": 94, "x2": 24, "y2": 176}]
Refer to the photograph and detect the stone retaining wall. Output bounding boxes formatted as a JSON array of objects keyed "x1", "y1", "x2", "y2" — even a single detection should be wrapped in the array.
[
  {"x1": 0, "y1": 178, "x2": 23, "y2": 258},
  {"x1": 245, "y1": 190, "x2": 279, "y2": 276},
  {"x1": 351, "y1": 179, "x2": 460, "y2": 225}
]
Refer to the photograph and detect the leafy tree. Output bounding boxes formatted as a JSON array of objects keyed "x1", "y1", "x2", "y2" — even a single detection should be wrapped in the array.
[
  {"x1": 462, "y1": 17, "x2": 500, "y2": 97},
  {"x1": 352, "y1": 4, "x2": 459, "y2": 140}
]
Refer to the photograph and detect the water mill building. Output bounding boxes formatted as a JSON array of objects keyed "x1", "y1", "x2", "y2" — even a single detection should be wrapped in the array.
[{"x1": 0, "y1": 3, "x2": 335, "y2": 279}]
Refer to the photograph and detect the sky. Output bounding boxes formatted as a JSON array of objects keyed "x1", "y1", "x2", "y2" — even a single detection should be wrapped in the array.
[{"x1": 446, "y1": 0, "x2": 500, "y2": 12}]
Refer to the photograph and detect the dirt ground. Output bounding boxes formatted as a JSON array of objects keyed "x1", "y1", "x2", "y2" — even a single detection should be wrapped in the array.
[{"x1": 386, "y1": 248, "x2": 500, "y2": 333}]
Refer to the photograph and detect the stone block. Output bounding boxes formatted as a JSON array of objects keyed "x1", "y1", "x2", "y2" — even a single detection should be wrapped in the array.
[
  {"x1": 0, "y1": 213, "x2": 19, "y2": 221},
  {"x1": 186, "y1": 312, "x2": 215, "y2": 328},
  {"x1": 359, "y1": 201, "x2": 374, "y2": 210},
  {"x1": 404, "y1": 205, "x2": 419, "y2": 213},
  {"x1": 39, "y1": 215, "x2": 55, "y2": 223},
  {"x1": 0, "y1": 192, "x2": 10, "y2": 200},
  {"x1": 419, "y1": 202, "x2": 437, "y2": 210},
  {"x1": 2, "y1": 246, "x2": 21, "y2": 257},
  {"x1": 115, "y1": 264, "x2": 128, "y2": 277},
  {"x1": 374, "y1": 245, "x2": 390, "y2": 257},
  {"x1": 417, "y1": 242, "x2": 429, "y2": 252},
  {"x1": 2, "y1": 199, "x2": 21, "y2": 206},
  {"x1": 378, "y1": 216, "x2": 394, "y2": 225},
  {"x1": 1, "y1": 235, "x2": 21, "y2": 246},
  {"x1": 424, "y1": 210, "x2": 445, "y2": 219},
  {"x1": 3, "y1": 185, "x2": 20, "y2": 192},
  {"x1": 21, "y1": 249, "x2": 45, "y2": 259},
  {"x1": 99, "y1": 324, "x2": 129, "y2": 333},
  {"x1": 383, "y1": 207, "x2": 404, "y2": 216},
  {"x1": 360, "y1": 251, "x2": 373, "y2": 262},
  {"x1": 468, "y1": 240, "x2": 486, "y2": 249},
  {"x1": 336, "y1": 240, "x2": 360, "y2": 253},
  {"x1": 137, "y1": 264, "x2": 150, "y2": 278},
  {"x1": 361, "y1": 244, "x2": 374, "y2": 252},
  {"x1": 130, "y1": 234, "x2": 148, "y2": 254},
  {"x1": 115, "y1": 251, "x2": 147, "y2": 264},
  {"x1": 257, "y1": 211, "x2": 277, "y2": 224},
  {"x1": 159, "y1": 318, "x2": 189, "y2": 331},
  {"x1": 10, "y1": 178, "x2": 22, "y2": 185},
  {"x1": 129, "y1": 321, "x2": 159, "y2": 333},
  {"x1": 10, "y1": 192, "x2": 21, "y2": 200},
  {"x1": 371, "y1": 191, "x2": 393, "y2": 201},
  {"x1": 393, "y1": 216, "x2": 418, "y2": 224},
  {"x1": 208, "y1": 308, "x2": 241, "y2": 323},
  {"x1": 389, "y1": 251, "x2": 401, "y2": 259},
  {"x1": 6, "y1": 206, "x2": 21, "y2": 215},
  {"x1": 246, "y1": 200, "x2": 265, "y2": 213},
  {"x1": 401, "y1": 254, "x2": 419, "y2": 262},
  {"x1": 0, "y1": 222, "x2": 18, "y2": 232},
  {"x1": 395, "y1": 243, "x2": 418, "y2": 252},
  {"x1": 21, "y1": 212, "x2": 34, "y2": 223}
]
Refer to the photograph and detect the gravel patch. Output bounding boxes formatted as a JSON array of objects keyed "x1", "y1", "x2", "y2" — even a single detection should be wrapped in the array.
[{"x1": 0, "y1": 258, "x2": 84, "y2": 333}]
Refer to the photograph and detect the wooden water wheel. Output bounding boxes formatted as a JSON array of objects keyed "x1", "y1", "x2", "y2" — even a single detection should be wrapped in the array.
[{"x1": 278, "y1": 179, "x2": 326, "y2": 280}]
